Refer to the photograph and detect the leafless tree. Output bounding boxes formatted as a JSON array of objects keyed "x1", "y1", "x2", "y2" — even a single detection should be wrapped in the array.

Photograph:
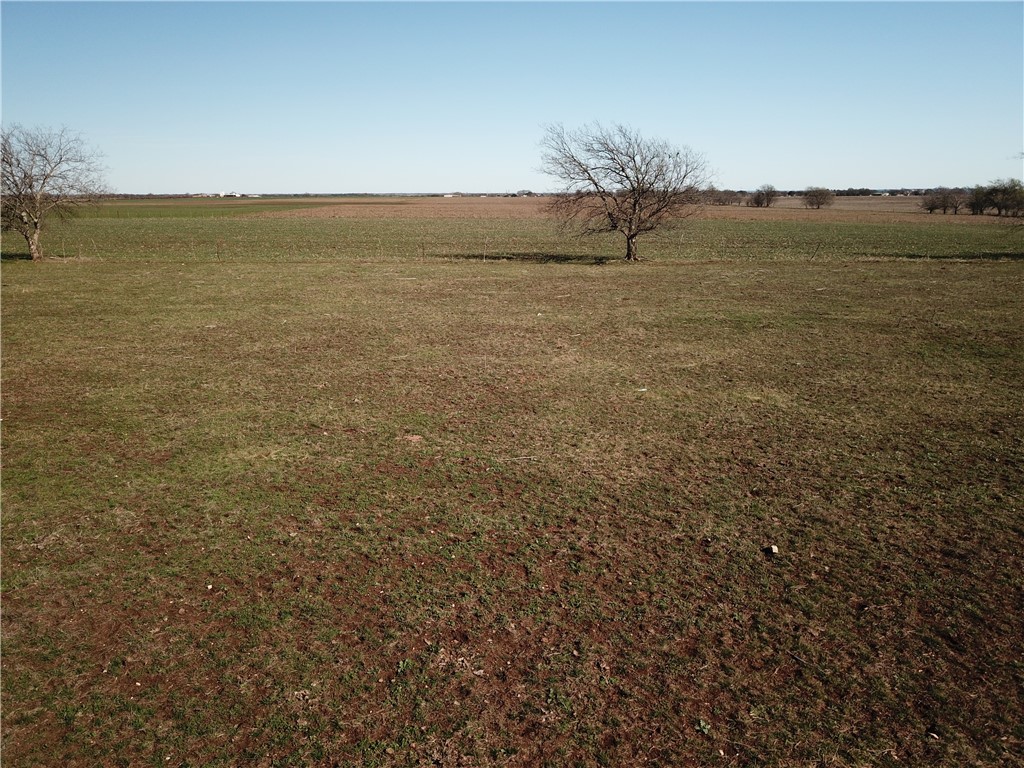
[
  {"x1": 968, "y1": 185, "x2": 991, "y2": 215},
  {"x1": 747, "y1": 184, "x2": 779, "y2": 208},
  {"x1": 988, "y1": 178, "x2": 1024, "y2": 217},
  {"x1": 540, "y1": 123, "x2": 709, "y2": 261},
  {"x1": 921, "y1": 187, "x2": 969, "y2": 215},
  {"x1": 2, "y1": 125, "x2": 107, "y2": 260},
  {"x1": 920, "y1": 189, "x2": 944, "y2": 213},
  {"x1": 708, "y1": 186, "x2": 743, "y2": 206},
  {"x1": 802, "y1": 187, "x2": 835, "y2": 209}
]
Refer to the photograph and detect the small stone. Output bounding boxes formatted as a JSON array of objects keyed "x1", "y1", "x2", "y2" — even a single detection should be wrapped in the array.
[{"x1": 764, "y1": 545, "x2": 779, "y2": 557}]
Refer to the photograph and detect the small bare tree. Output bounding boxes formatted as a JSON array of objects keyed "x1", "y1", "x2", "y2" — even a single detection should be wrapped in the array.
[
  {"x1": 747, "y1": 184, "x2": 779, "y2": 208},
  {"x1": 920, "y1": 187, "x2": 967, "y2": 215},
  {"x1": 802, "y1": 187, "x2": 835, "y2": 209},
  {"x1": 989, "y1": 178, "x2": 1024, "y2": 218},
  {"x1": 540, "y1": 123, "x2": 709, "y2": 261},
  {"x1": 707, "y1": 186, "x2": 742, "y2": 206},
  {"x1": 2, "y1": 125, "x2": 107, "y2": 260}
]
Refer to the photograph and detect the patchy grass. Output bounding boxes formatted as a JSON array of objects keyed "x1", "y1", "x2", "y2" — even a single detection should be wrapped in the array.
[
  {"x1": 3, "y1": 195, "x2": 1020, "y2": 264},
  {"x1": 2, "y1": 199, "x2": 1023, "y2": 766}
]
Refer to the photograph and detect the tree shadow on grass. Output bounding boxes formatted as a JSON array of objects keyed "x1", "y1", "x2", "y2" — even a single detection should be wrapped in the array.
[
  {"x1": 901, "y1": 251, "x2": 1024, "y2": 261},
  {"x1": 1, "y1": 251, "x2": 33, "y2": 261},
  {"x1": 440, "y1": 251, "x2": 612, "y2": 266}
]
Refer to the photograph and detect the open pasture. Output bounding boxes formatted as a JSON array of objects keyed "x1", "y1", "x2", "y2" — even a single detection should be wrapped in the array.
[
  {"x1": 2, "y1": 197, "x2": 1023, "y2": 766},
  {"x1": 9, "y1": 195, "x2": 1019, "y2": 265}
]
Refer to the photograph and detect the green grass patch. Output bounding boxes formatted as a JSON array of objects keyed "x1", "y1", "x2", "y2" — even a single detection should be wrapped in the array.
[{"x1": 3, "y1": 196, "x2": 1020, "y2": 263}]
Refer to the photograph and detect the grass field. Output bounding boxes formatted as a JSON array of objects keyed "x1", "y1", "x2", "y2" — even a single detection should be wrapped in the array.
[{"x1": 2, "y1": 197, "x2": 1023, "y2": 767}]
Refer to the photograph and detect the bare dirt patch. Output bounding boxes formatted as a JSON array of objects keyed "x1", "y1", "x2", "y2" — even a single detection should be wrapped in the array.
[{"x1": 260, "y1": 195, "x2": 548, "y2": 220}]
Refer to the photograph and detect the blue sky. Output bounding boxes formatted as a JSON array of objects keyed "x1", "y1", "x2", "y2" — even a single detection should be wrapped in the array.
[{"x1": 2, "y1": 1, "x2": 1021, "y2": 194}]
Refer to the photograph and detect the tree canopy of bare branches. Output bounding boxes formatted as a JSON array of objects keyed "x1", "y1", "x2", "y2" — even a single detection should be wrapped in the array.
[
  {"x1": 802, "y1": 187, "x2": 835, "y2": 210},
  {"x1": 2, "y1": 125, "x2": 107, "y2": 260},
  {"x1": 540, "y1": 123, "x2": 709, "y2": 261},
  {"x1": 747, "y1": 184, "x2": 779, "y2": 208}
]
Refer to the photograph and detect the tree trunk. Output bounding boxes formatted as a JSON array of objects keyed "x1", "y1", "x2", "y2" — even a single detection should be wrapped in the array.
[
  {"x1": 624, "y1": 234, "x2": 638, "y2": 261},
  {"x1": 28, "y1": 228, "x2": 43, "y2": 261}
]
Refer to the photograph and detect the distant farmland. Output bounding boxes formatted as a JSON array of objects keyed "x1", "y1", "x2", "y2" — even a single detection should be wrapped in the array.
[{"x1": 2, "y1": 196, "x2": 1022, "y2": 766}]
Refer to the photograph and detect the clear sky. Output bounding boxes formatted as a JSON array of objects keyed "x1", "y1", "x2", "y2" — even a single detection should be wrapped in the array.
[{"x1": 2, "y1": 1, "x2": 1021, "y2": 194}]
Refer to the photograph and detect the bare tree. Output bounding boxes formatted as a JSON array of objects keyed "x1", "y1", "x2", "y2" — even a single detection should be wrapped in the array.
[
  {"x1": 947, "y1": 188, "x2": 967, "y2": 214},
  {"x1": 920, "y1": 189, "x2": 944, "y2": 213},
  {"x1": 707, "y1": 186, "x2": 742, "y2": 206},
  {"x1": 2, "y1": 125, "x2": 107, "y2": 260},
  {"x1": 540, "y1": 123, "x2": 709, "y2": 261},
  {"x1": 802, "y1": 187, "x2": 835, "y2": 209},
  {"x1": 747, "y1": 184, "x2": 779, "y2": 208},
  {"x1": 921, "y1": 187, "x2": 968, "y2": 215},
  {"x1": 968, "y1": 185, "x2": 991, "y2": 215},
  {"x1": 988, "y1": 178, "x2": 1024, "y2": 218}
]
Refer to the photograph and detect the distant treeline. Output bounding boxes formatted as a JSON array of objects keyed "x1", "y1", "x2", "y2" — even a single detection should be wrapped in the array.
[
  {"x1": 709, "y1": 187, "x2": 921, "y2": 202},
  {"x1": 918, "y1": 179, "x2": 1024, "y2": 216},
  {"x1": 707, "y1": 178, "x2": 1024, "y2": 216}
]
